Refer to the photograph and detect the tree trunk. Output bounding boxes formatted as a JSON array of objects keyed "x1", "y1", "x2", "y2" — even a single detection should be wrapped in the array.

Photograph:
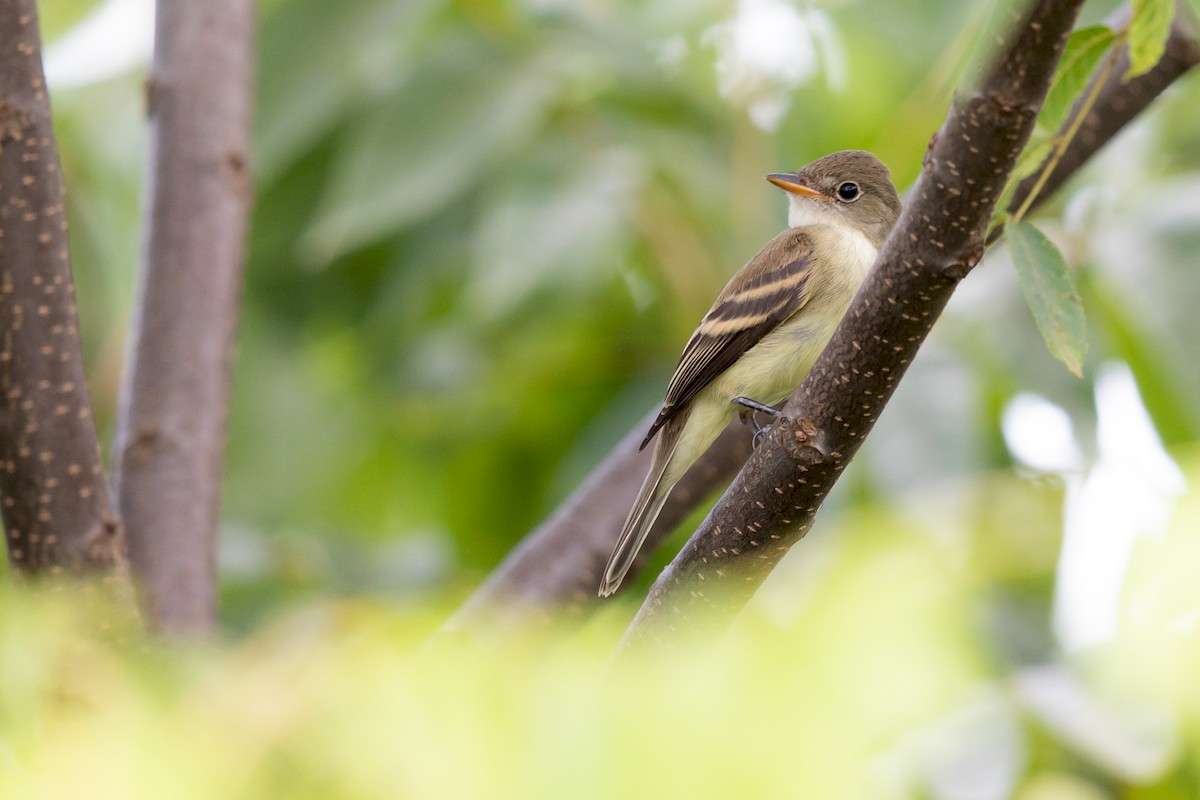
[
  {"x1": 0, "y1": 0, "x2": 122, "y2": 574},
  {"x1": 113, "y1": 0, "x2": 255, "y2": 634}
]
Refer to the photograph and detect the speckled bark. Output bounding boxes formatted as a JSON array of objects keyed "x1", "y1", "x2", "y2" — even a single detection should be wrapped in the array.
[
  {"x1": 447, "y1": 0, "x2": 1199, "y2": 640},
  {"x1": 112, "y1": 0, "x2": 254, "y2": 634},
  {"x1": 0, "y1": 0, "x2": 122, "y2": 573},
  {"x1": 616, "y1": 0, "x2": 1088, "y2": 652}
]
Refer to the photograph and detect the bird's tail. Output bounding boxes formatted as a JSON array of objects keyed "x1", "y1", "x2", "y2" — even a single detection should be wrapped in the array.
[{"x1": 599, "y1": 428, "x2": 680, "y2": 597}]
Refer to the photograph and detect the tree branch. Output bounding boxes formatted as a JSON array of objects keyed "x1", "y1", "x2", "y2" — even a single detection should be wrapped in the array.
[
  {"x1": 112, "y1": 0, "x2": 255, "y2": 634},
  {"x1": 445, "y1": 0, "x2": 1199, "y2": 640},
  {"x1": 614, "y1": 0, "x2": 1088, "y2": 652},
  {"x1": 998, "y1": 3, "x2": 1200, "y2": 241},
  {"x1": 0, "y1": 0, "x2": 123, "y2": 573},
  {"x1": 443, "y1": 410, "x2": 753, "y2": 638}
]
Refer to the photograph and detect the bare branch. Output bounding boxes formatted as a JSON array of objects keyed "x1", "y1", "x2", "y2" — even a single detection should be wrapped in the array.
[
  {"x1": 0, "y1": 0, "x2": 123, "y2": 573},
  {"x1": 443, "y1": 411, "x2": 752, "y2": 639},
  {"x1": 615, "y1": 0, "x2": 1088, "y2": 652},
  {"x1": 113, "y1": 0, "x2": 255, "y2": 634}
]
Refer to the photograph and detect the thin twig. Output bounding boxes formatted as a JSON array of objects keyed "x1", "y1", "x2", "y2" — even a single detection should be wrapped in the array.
[{"x1": 1010, "y1": 38, "x2": 1124, "y2": 225}]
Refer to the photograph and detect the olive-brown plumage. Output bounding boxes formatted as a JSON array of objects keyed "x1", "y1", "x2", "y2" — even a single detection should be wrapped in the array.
[{"x1": 600, "y1": 150, "x2": 902, "y2": 597}]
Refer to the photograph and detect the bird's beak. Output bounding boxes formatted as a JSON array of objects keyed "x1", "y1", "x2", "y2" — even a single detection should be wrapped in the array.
[{"x1": 766, "y1": 173, "x2": 824, "y2": 199}]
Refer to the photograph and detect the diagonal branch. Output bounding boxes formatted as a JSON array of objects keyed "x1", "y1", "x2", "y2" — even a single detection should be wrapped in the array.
[
  {"x1": 112, "y1": 0, "x2": 255, "y2": 634},
  {"x1": 0, "y1": 0, "x2": 123, "y2": 573},
  {"x1": 445, "y1": 0, "x2": 1200, "y2": 640},
  {"x1": 442, "y1": 410, "x2": 753, "y2": 638},
  {"x1": 614, "y1": 0, "x2": 1088, "y2": 652}
]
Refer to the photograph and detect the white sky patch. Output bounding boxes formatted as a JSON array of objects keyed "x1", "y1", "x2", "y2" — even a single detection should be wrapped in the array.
[
  {"x1": 1003, "y1": 365, "x2": 1185, "y2": 653},
  {"x1": 704, "y1": 0, "x2": 845, "y2": 131},
  {"x1": 1002, "y1": 393, "x2": 1084, "y2": 474},
  {"x1": 44, "y1": 0, "x2": 154, "y2": 89},
  {"x1": 1056, "y1": 365, "x2": 1185, "y2": 651}
]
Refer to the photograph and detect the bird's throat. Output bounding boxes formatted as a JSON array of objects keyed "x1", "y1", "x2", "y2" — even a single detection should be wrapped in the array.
[{"x1": 787, "y1": 198, "x2": 840, "y2": 229}]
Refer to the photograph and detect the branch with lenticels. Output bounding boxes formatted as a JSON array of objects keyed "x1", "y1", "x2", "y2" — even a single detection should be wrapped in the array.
[{"x1": 0, "y1": 0, "x2": 123, "y2": 574}]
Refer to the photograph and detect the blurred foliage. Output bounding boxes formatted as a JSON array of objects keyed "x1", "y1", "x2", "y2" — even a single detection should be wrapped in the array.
[
  {"x1": 10, "y1": 0, "x2": 1200, "y2": 793},
  {"x1": 1, "y1": 449, "x2": 1199, "y2": 796}
]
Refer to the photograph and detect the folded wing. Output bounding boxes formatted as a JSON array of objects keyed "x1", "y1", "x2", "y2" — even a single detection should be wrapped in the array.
[{"x1": 641, "y1": 230, "x2": 815, "y2": 449}]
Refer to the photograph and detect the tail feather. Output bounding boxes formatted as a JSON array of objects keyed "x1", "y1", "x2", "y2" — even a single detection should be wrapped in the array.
[
  {"x1": 599, "y1": 425, "x2": 681, "y2": 597},
  {"x1": 599, "y1": 487, "x2": 670, "y2": 597}
]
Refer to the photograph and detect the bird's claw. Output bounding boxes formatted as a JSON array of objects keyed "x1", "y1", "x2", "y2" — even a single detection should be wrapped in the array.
[{"x1": 732, "y1": 396, "x2": 779, "y2": 449}]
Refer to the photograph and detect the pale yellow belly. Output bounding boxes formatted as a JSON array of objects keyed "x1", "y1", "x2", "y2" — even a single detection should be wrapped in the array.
[
  {"x1": 661, "y1": 311, "x2": 845, "y2": 488},
  {"x1": 707, "y1": 310, "x2": 843, "y2": 406}
]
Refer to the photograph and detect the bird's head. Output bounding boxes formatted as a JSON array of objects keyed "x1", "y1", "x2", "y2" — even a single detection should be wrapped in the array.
[{"x1": 767, "y1": 150, "x2": 902, "y2": 249}]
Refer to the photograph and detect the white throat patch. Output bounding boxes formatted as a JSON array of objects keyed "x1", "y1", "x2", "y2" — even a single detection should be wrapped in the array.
[
  {"x1": 787, "y1": 197, "x2": 841, "y2": 229},
  {"x1": 788, "y1": 197, "x2": 878, "y2": 277}
]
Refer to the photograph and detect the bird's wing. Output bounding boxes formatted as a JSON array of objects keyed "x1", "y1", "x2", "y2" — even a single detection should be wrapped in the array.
[{"x1": 641, "y1": 229, "x2": 815, "y2": 449}]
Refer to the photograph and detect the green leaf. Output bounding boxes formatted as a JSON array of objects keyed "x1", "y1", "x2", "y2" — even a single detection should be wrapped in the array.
[
  {"x1": 1039, "y1": 26, "x2": 1117, "y2": 132},
  {"x1": 468, "y1": 147, "x2": 642, "y2": 319},
  {"x1": 1012, "y1": 133, "x2": 1054, "y2": 183},
  {"x1": 1126, "y1": 0, "x2": 1175, "y2": 79},
  {"x1": 301, "y1": 39, "x2": 558, "y2": 264},
  {"x1": 1007, "y1": 221, "x2": 1088, "y2": 377},
  {"x1": 989, "y1": 134, "x2": 1052, "y2": 231},
  {"x1": 255, "y1": 0, "x2": 440, "y2": 182}
]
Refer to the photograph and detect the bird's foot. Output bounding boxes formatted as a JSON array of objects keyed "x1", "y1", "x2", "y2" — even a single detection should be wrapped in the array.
[
  {"x1": 731, "y1": 396, "x2": 780, "y2": 448},
  {"x1": 752, "y1": 426, "x2": 769, "y2": 448}
]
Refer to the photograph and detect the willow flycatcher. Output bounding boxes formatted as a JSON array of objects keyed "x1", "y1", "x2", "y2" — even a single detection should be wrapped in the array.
[{"x1": 600, "y1": 150, "x2": 902, "y2": 597}]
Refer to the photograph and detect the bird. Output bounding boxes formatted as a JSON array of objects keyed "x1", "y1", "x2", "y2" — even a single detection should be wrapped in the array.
[{"x1": 599, "y1": 150, "x2": 902, "y2": 597}]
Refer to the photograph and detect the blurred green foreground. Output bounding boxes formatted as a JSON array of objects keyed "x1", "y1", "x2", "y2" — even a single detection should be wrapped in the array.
[{"x1": 2, "y1": 448, "x2": 1198, "y2": 797}]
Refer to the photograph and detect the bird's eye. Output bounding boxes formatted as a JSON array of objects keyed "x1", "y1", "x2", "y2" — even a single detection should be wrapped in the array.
[{"x1": 836, "y1": 182, "x2": 860, "y2": 202}]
